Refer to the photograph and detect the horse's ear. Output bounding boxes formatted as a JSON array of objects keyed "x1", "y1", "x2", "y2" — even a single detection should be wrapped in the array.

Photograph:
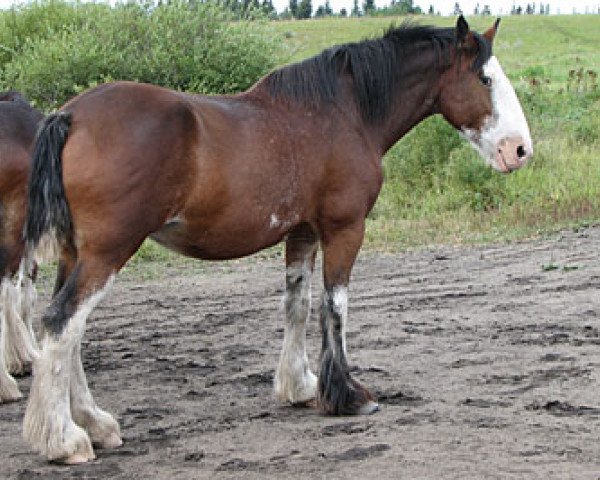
[
  {"x1": 482, "y1": 18, "x2": 501, "y2": 42},
  {"x1": 456, "y1": 15, "x2": 469, "y2": 45}
]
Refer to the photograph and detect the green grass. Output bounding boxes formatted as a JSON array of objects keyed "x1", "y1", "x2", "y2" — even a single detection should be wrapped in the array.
[{"x1": 269, "y1": 15, "x2": 600, "y2": 250}]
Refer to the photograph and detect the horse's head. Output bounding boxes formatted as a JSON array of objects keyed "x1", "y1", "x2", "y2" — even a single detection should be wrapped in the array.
[
  {"x1": 0, "y1": 90, "x2": 30, "y2": 105},
  {"x1": 438, "y1": 16, "x2": 532, "y2": 173}
]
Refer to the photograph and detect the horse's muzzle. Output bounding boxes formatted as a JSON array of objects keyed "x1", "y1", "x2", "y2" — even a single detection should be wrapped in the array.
[{"x1": 496, "y1": 136, "x2": 532, "y2": 173}]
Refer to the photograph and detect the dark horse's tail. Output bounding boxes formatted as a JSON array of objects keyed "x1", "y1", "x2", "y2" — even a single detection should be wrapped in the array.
[{"x1": 24, "y1": 111, "x2": 73, "y2": 249}]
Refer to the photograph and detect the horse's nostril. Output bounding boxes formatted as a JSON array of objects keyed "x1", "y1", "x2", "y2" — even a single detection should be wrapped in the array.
[{"x1": 516, "y1": 145, "x2": 526, "y2": 158}]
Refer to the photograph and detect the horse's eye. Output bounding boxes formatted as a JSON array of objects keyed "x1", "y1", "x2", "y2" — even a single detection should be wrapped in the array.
[{"x1": 480, "y1": 75, "x2": 492, "y2": 87}]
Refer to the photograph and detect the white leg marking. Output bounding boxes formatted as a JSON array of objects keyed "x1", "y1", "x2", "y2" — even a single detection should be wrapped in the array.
[
  {"x1": 0, "y1": 321, "x2": 21, "y2": 402},
  {"x1": 275, "y1": 261, "x2": 317, "y2": 403},
  {"x1": 331, "y1": 286, "x2": 349, "y2": 356},
  {"x1": 322, "y1": 286, "x2": 348, "y2": 359},
  {"x1": 1, "y1": 268, "x2": 39, "y2": 376},
  {"x1": 23, "y1": 276, "x2": 114, "y2": 462}
]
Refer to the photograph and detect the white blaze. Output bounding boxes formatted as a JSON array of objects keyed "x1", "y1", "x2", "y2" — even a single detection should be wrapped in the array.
[{"x1": 463, "y1": 56, "x2": 533, "y2": 171}]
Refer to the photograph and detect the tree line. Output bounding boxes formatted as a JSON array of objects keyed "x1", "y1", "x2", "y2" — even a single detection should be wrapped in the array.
[
  {"x1": 217, "y1": 0, "x2": 600, "y2": 20},
  {"x1": 452, "y1": 2, "x2": 551, "y2": 15},
  {"x1": 217, "y1": 0, "x2": 422, "y2": 19}
]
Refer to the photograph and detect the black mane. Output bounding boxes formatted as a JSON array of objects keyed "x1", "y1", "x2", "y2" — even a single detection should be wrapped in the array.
[{"x1": 264, "y1": 23, "x2": 492, "y2": 123}]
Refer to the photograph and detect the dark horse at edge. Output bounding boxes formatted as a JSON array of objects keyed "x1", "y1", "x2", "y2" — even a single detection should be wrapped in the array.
[
  {"x1": 0, "y1": 91, "x2": 43, "y2": 403},
  {"x1": 23, "y1": 17, "x2": 531, "y2": 463}
]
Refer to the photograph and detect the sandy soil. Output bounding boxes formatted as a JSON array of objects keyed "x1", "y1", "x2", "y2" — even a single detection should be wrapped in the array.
[{"x1": 1, "y1": 226, "x2": 600, "y2": 479}]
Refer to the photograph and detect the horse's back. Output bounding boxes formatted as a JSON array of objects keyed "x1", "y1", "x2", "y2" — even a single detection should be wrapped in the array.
[
  {"x1": 64, "y1": 81, "x2": 197, "y2": 143},
  {"x1": 0, "y1": 101, "x2": 41, "y2": 152},
  {"x1": 0, "y1": 98, "x2": 41, "y2": 201}
]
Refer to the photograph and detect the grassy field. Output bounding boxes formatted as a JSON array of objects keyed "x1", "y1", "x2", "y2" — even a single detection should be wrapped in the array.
[{"x1": 131, "y1": 14, "x2": 600, "y2": 266}]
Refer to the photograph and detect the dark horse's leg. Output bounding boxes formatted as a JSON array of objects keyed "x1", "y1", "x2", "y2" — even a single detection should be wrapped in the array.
[
  {"x1": 0, "y1": 250, "x2": 38, "y2": 402},
  {"x1": 0, "y1": 252, "x2": 38, "y2": 382},
  {"x1": 318, "y1": 221, "x2": 378, "y2": 415},
  {"x1": 275, "y1": 225, "x2": 319, "y2": 404},
  {"x1": 0, "y1": 278, "x2": 22, "y2": 401}
]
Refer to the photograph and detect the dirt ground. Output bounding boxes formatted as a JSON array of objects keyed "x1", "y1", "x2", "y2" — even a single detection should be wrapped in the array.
[{"x1": 1, "y1": 226, "x2": 600, "y2": 479}]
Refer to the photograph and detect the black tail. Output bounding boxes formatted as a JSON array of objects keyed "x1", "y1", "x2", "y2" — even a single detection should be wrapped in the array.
[{"x1": 24, "y1": 111, "x2": 73, "y2": 249}]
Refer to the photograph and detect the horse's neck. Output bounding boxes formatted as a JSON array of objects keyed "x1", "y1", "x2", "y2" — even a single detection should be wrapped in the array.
[{"x1": 375, "y1": 57, "x2": 444, "y2": 155}]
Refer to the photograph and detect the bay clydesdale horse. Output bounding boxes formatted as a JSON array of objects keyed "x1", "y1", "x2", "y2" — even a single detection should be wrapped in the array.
[{"x1": 23, "y1": 17, "x2": 531, "y2": 463}]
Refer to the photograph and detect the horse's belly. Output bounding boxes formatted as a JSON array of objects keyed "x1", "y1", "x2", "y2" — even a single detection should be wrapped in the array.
[{"x1": 149, "y1": 216, "x2": 287, "y2": 261}]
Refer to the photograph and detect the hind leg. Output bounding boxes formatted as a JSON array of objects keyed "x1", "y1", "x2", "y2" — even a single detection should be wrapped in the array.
[
  {"x1": 23, "y1": 256, "x2": 118, "y2": 463},
  {"x1": 55, "y1": 247, "x2": 121, "y2": 449},
  {"x1": 317, "y1": 221, "x2": 378, "y2": 415},
  {"x1": 274, "y1": 226, "x2": 319, "y2": 404}
]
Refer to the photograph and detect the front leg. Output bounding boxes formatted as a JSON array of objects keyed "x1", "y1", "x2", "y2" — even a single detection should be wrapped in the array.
[
  {"x1": 317, "y1": 222, "x2": 379, "y2": 415},
  {"x1": 275, "y1": 226, "x2": 319, "y2": 404}
]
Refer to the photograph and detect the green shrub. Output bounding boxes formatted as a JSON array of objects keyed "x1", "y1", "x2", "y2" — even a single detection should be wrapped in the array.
[
  {"x1": 0, "y1": 0, "x2": 279, "y2": 110},
  {"x1": 0, "y1": 0, "x2": 97, "y2": 66},
  {"x1": 445, "y1": 146, "x2": 507, "y2": 212},
  {"x1": 385, "y1": 115, "x2": 462, "y2": 192}
]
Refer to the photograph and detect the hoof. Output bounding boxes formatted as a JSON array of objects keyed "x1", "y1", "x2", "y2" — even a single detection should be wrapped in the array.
[
  {"x1": 317, "y1": 364, "x2": 378, "y2": 416},
  {"x1": 0, "y1": 376, "x2": 22, "y2": 403},
  {"x1": 358, "y1": 401, "x2": 380, "y2": 415},
  {"x1": 23, "y1": 403, "x2": 95, "y2": 464},
  {"x1": 291, "y1": 398, "x2": 317, "y2": 409},
  {"x1": 274, "y1": 368, "x2": 318, "y2": 405},
  {"x1": 318, "y1": 398, "x2": 379, "y2": 416},
  {"x1": 63, "y1": 452, "x2": 95, "y2": 465},
  {"x1": 95, "y1": 432, "x2": 123, "y2": 450},
  {"x1": 0, "y1": 391, "x2": 22, "y2": 404}
]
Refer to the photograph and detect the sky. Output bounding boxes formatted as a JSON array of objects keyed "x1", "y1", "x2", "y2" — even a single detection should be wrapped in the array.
[{"x1": 0, "y1": 0, "x2": 598, "y2": 14}]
